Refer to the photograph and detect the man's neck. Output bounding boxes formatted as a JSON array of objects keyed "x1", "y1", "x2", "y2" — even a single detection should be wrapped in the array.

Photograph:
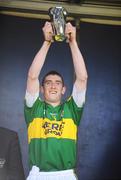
[{"x1": 45, "y1": 100, "x2": 61, "y2": 107}]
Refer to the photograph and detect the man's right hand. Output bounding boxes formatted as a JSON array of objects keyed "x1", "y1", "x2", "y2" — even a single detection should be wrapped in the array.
[
  {"x1": 42, "y1": 21, "x2": 54, "y2": 42},
  {"x1": 65, "y1": 22, "x2": 76, "y2": 44}
]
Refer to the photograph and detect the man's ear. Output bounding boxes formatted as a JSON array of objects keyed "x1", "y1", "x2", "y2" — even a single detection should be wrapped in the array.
[
  {"x1": 40, "y1": 85, "x2": 44, "y2": 94},
  {"x1": 62, "y1": 86, "x2": 66, "y2": 95}
]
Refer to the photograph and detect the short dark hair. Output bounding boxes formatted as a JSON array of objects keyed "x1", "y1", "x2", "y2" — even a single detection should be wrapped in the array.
[{"x1": 41, "y1": 70, "x2": 64, "y2": 86}]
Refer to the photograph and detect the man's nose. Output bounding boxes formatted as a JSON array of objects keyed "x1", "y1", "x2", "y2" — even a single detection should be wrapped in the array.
[{"x1": 51, "y1": 83, "x2": 56, "y2": 88}]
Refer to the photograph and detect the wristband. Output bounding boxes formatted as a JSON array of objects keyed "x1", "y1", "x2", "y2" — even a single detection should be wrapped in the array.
[{"x1": 45, "y1": 40, "x2": 51, "y2": 44}]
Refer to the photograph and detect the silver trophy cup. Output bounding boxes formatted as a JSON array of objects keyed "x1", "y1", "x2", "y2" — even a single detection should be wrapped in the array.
[{"x1": 48, "y1": 6, "x2": 68, "y2": 42}]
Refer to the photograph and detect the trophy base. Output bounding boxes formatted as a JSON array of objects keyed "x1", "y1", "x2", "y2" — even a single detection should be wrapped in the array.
[{"x1": 54, "y1": 34, "x2": 66, "y2": 42}]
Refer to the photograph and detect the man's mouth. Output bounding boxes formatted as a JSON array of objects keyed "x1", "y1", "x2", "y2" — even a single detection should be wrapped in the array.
[{"x1": 50, "y1": 91, "x2": 57, "y2": 94}]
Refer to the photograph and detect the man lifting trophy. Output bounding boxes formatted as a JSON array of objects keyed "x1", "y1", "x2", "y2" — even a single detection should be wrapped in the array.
[
  {"x1": 48, "y1": 6, "x2": 68, "y2": 41},
  {"x1": 25, "y1": 5, "x2": 88, "y2": 180}
]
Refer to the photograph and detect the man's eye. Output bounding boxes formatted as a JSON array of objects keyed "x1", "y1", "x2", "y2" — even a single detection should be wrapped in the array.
[
  {"x1": 56, "y1": 82, "x2": 61, "y2": 85},
  {"x1": 45, "y1": 81, "x2": 51, "y2": 85},
  {"x1": 47, "y1": 82, "x2": 51, "y2": 85}
]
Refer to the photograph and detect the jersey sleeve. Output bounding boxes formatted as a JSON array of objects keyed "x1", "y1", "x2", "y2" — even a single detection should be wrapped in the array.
[
  {"x1": 24, "y1": 96, "x2": 42, "y2": 126},
  {"x1": 25, "y1": 91, "x2": 39, "y2": 108},
  {"x1": 66, "y1": 96, "x2": 85, "y2": 126},
  {"x1": 72, "y1": 84, "x2": 86, "y2": 107}
]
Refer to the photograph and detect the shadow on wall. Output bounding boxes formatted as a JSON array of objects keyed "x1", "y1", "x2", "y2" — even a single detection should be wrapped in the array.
[{"x1": 98, "y1": 125, "x2": 121, "y2": 180}]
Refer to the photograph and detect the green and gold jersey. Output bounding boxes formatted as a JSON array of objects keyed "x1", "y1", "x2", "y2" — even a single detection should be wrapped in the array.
[{"x1": 24, "y1": 96, "x2": 84, "y2": 171}]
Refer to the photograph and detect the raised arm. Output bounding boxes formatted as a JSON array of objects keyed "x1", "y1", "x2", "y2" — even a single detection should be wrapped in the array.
[
  {"x1": 26, "y1": 22, "x2": 53, "y2": 95},
  {"x1": 65, "y1": 23, "x2": 88, "y2": 91}
]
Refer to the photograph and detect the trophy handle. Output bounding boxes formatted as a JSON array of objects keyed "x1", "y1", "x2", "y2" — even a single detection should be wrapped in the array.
[{"x1": 48, "y1": 7, "x2": 68, "y2": 42}]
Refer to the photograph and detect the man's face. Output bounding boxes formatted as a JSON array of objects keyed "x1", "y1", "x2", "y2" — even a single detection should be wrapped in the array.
[{"x1": 41, "y1": 74, "x2": 66, "y2": 106}]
